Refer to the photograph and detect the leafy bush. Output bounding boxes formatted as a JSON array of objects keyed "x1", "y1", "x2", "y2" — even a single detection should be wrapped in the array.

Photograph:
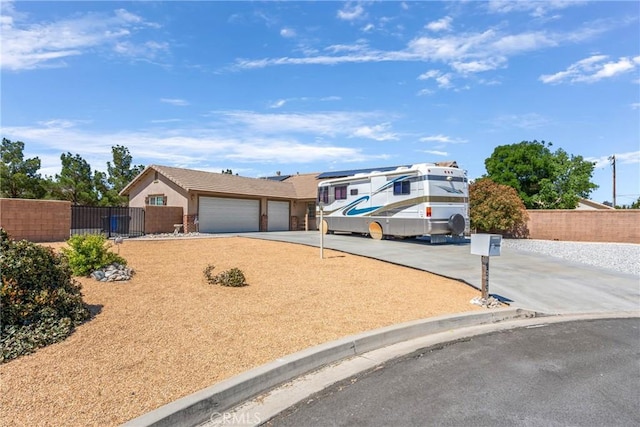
[
  {"x1": 470, "y1": 178, "x2": 529, "y2": 237},
  {"x1": 1, "y1": 229, "x2": 90, "y2": 363},
  {"x1": 61, "y1": 234, "x2": 126, "y2": 277},
  {"x1": 203, "y1": 264, "x2": 247, "y2": 287}
]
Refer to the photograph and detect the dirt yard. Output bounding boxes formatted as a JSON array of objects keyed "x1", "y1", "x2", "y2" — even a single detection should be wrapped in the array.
[{"x1": 0, "y1": 236, "x2": 481, "y2": 426}]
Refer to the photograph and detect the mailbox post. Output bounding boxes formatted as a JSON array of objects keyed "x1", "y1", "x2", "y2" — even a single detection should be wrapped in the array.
[{"x1": 470, "y1": 234, "x2": 502, "y2": 304}]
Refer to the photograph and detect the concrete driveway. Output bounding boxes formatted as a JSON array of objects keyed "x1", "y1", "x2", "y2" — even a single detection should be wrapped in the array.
[{"x1": 245, "y1": 231, "x2": 639, "y2": 314}]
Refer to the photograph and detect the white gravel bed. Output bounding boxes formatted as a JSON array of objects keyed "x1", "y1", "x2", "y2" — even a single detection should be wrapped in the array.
[{"x1": 502, "y1": 239, "x2": 640, "y2": 277}]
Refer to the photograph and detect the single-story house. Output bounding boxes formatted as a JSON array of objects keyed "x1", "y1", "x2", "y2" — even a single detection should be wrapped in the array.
[
  {"x1": 120, "y1": 165, "x2": 321, "y2": 233},
  {"x1": 576, "y1": 198, "x2": 615, "y2": 210}
]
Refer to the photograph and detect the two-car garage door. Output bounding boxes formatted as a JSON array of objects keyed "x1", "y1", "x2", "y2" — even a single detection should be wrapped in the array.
[
  {"x1": 198, "y1": 197, "x2": 290, "y2": 233},
  {"x1": 199, "y1": 197, "x2": 259, "y2": 233}
]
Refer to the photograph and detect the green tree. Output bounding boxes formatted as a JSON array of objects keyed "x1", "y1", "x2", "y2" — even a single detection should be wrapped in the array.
[
  {"x1": 221, "y1": 169, "x2": 233, "y2": 175},
  {"x1": 102, "y1": 145, "x2": 144, "y2": 206},
  {"x1": 0, "y1": 138, "x2": 45, "y2": 198},
  {"x1": 485, "y1": 140, "x2": 597, "y2": 209},
  {"x1": 51, "y1": 153, "x2": 98, "y2": 205},
  {"x1": 470, "y1": 178, "x2": 529, "y2": 237},
  {"x1": 107, "y1": 145, "x2": 144, "y2": 193}
]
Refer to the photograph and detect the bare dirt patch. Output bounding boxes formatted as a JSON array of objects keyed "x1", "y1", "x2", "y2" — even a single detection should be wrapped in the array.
[{"x1": 1, "y1": 236, "x2": 481, "y2": 426}]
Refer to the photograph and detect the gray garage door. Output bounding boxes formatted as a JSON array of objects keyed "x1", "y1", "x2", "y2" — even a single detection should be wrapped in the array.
[
  {"x1": 199, "y1": 197, "x2": 259, "y2": 233},
  {"x1": 267, "y1": 200, "x2": 290, "y2": 231}
]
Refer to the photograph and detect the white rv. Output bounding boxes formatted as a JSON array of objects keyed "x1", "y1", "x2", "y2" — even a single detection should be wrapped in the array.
[{"x1": 317, "y1": 163, "x2": 469, "y2": 241}]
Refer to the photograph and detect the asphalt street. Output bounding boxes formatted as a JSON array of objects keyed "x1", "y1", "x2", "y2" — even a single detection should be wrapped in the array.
[{"x1": 266, "y1": 318, "x2": 640, "y2": 427}]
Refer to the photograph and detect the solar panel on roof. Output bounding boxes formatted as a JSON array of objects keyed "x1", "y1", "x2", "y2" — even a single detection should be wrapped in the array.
[
  {"x1": 316, "y1": 165, "x2": 411, "y2": 179},
  {"x1": 263, "y1": 175, "x2": 291, "y2": 181}
]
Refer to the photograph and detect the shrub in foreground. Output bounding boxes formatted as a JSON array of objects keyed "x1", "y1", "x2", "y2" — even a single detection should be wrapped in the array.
[
  {"x1": 203, "y1": 264, "x2": 247, "y2": 287},
  {"x1": 62, "y1": 234, "x2": 126, "y2": 277},
  {"x1": 1, "y1": 229, "x2": 90, "y2": 363}
]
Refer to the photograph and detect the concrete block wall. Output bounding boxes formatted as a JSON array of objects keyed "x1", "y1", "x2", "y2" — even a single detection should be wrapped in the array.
[
  {"x1": 144, "y1": 205, "x2": 183, "y2": 234},
  {"x1": 527, "y1": 210, "x2": 640, "y2": 243},
  {"x1": 184, "y1": 214, "x2": 198, "y2": 233},
  {"x1": 0, "y1": 198, "x2": 71, "y2": 242}
]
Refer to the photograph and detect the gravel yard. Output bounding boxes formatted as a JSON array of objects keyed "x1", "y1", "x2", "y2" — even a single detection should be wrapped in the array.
[
  {"x1": 0, "y1": 237, "x2": 481, "y2": 427},
  {"x1": 502, "y1": 239, "x2": 640, "y2": 276}
]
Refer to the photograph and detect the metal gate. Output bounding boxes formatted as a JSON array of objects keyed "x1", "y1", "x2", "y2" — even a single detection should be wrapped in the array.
[{"x1": 71, "y1": 206, "x2": 145, "y2": 238}]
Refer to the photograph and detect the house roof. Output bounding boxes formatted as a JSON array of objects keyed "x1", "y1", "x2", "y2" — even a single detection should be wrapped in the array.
[
  {"x1": 577, "y1": 198, "x2": 615, "y2": 210},
  {"x1": 121, "y1": 165, "x2": 299, "y2": 199},
  {"x1": 282, "y1": 173, "x2": 322, "y2": 199}
]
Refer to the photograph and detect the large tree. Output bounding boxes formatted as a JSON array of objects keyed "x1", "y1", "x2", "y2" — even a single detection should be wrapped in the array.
[
  {"x1": 107, "y1": 145, "x2": 144, "y2": 193},
  {"x1": 51, "y1": 153, "x2": 98, "y2": 205},
  {"x1": 484, "y1": 140, "x2": 598, "y2": 209},
  {"x1": 0, "y1": 138, "x2": 46, "y2": 198},
  {"x1": 103, "y1": 145, "x2": 145, "y2": 206}
]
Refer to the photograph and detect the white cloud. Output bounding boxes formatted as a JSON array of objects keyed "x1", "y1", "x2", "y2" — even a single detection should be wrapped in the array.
[
  {"x1": 419, "y1": 134, "x2": 467, "y2": 144},
  {"x1": 423, "y1": 150, "x2": 449, "y2": 156},
  {"x1": 417, "y1": 69, "x2": 453, "y2": 88},
  {"x1": 486, "y1": 0, "x2": 587, "y2": 17},
  {"x1": 269, "y1": 99, "x2": 287, "y2": 109},
  {"x1": 216, "y1": 110, "x2": 396, "y2": 141},
  {"x1": 631, "y1": 103, "x2": 640, "y2": 110},
  {"x1": 351, "y1": 123, "x2": 398, "y2": 141},
  {"x1": 232, "y1": 14, "x2": 624, "y2": 90},
  {"x1": 1, "y1": 5, "x2": 165, "y2": 71},
  {"x1": 540, "y1": 55, "x2": 639, "y2": 84},
  {"x1": 161, "y1": 98, "x2": 189, "y2": 107},
  {"x1": 425, "y1": 16, "x2": 452, "y2": 32},
  {"x1": 280, "y1": 27, "x2": 296, "y2": 38},
  {"x1": 362, "y1": 23, "x2": 374, "y2": 32},
  {"x1": 337, "y1": 3, "x2": 365, "y2": 21},
  {"x1": 587, "y1": 151, "x2": 640, "y2": 168},
  {"x1": 489, "y1": 113, "x2": 550, "y2": 129},
  {"x1": 2, "y1": 114, "x2": 391, "y2": 173}
]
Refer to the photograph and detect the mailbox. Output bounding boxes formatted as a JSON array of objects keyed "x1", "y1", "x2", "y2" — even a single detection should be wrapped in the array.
[{"x1": 470, "y1": 234, "x2": 502, "y2": 257}]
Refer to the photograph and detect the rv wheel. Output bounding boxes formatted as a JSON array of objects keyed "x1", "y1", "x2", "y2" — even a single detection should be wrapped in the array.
[
  {"x1": 368, "y1": 222, "x2": 384, "y2": 240},
  {"x1": 321, "y1": 219, "x2": 330, "y2": 234},
  {"x1": 448, "y1": 213, "x2": 466, "y2": 235}
]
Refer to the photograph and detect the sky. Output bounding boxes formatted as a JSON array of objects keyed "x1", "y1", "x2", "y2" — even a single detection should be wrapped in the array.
[{"x1": 1, "y1": 1, "x2": 639, "y2": 205}]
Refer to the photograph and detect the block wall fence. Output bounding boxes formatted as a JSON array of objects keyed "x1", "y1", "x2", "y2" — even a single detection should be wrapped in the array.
[
  {"x1": 144, "y1": 205, "x2": 183, "y2": 234},
  {"x1": 0, "y1": 198, "x2": 72, "y2": 242},
  {"x1": 526, "y1": 210, "x2": 640, "y2": 244}
]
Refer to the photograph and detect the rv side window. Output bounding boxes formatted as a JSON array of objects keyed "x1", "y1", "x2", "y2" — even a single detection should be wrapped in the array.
[
  {"x1": 318, "y1": 187, "x2": 329, "y2": 204},
  {"x1": 335, "y1": 186, "x2": 347, "y2": 200},
  {"x1": 350, "y1": 188, "x2": 358, "y2": 196},
  {"x1": 393, "y1": 181, "x2": 410, "y2": 195}
]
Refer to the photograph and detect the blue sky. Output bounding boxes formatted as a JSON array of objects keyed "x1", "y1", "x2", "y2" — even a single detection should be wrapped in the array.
[{"x1": 1, "y1": 1, "x2": 639, "y2": 205}]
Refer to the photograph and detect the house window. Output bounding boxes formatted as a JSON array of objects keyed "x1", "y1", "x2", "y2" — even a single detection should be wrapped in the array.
[
  {"x1": 393, "y1": 181, "x2": 410, "y2": 195},
  {"x1": 335, "y1": 186, "x2": 347, "y2": 200},
  {"x1": 318, "y1": 187, "x2": 329, "y2": 205},
  {"x1": 350, "y1": 188, "x2": 358, "y2": 196},
  {"x1": 147, "y1": 195, "x2": 166, "y2": 205}
]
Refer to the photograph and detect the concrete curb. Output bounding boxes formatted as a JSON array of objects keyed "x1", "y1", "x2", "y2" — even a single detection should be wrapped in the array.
[{"x1": 122, "y1": 308, "x2": 537, "y2": 427}]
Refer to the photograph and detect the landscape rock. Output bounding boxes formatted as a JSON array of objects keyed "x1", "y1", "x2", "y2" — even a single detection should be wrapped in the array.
[{"x1": 91, "y1": 263, "x2": 134, "y2": 282}]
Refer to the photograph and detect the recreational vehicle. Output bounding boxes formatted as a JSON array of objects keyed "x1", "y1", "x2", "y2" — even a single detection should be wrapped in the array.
[{"x1": 317, "y1": 163, "x2": 469, "y2": 242}]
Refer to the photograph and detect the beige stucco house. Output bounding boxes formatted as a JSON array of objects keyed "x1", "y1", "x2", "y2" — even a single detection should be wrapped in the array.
[{"x1": 120, "y1": 165, "x2": 321, "y2": 233}]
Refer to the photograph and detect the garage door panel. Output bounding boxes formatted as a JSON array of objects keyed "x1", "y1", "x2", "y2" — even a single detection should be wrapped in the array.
[
  {"x1": 199, "y1": 197, "x2": 259, "y2": 233},
  {"x1": 268, "y1": 200, "x2": 290, "y2": 231}
]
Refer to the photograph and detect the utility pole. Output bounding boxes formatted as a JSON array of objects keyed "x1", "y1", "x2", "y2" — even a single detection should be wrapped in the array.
[{"x1": 608, "y1": 155, "x2": 616, "y2": 207}]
